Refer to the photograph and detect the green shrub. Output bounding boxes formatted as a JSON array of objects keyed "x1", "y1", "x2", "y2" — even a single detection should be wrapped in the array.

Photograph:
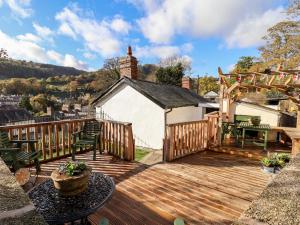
[
  {"x1": 261, "y1": 153, "x2": 291, "y2": 168},
  {"x1": 58, "y1": 161, "x2": 87, "y2": 176},
  {"x1": 261, "y1": 157, "x2": 276, "y2": 167}
]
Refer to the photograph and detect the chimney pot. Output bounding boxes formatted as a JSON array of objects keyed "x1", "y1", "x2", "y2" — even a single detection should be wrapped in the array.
[{"x1": 127, "y1": 46, "x2": 132, "y2": 56}]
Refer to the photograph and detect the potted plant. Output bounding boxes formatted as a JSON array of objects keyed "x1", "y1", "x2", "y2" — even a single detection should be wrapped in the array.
[
  {"x1": 277, "y1": 153, "x2": 290, "y2": 163},
  {"x1": 51, "y1": 161, "x2": 92, "y2": 196},
  {"x1": 275, "y1": 153, "x2": 291, "y2": 170},
  {"x1": 261, "y1": 157, "x2": 276, "y2": 173}
]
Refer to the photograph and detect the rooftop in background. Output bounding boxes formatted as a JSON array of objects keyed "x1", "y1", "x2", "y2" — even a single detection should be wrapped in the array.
[{"x1": 0, "y1": 105, "x2": 33, "y2": 125}]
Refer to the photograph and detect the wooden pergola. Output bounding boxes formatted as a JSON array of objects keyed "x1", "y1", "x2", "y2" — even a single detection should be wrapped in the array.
[
  {"x1": 217, "y1": 65, "x2": 300, "y2": 155},
  {"x1": 218, "y1": 65, "x2": 300, "y2": 125}
]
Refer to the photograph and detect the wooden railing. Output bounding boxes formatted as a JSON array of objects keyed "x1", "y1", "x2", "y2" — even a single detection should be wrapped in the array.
[
  {"x1": 164, "y1": 120, "x2": 208, "y2": 161},
  {"x1": 0, "y1": 118, "x2": 94, "y2": 162},
  {"x1": 0, "y1": 118, "x2": 135, "y2": 162},
  {"x1": 101, "y1": 120, "x2": 135, "y2": 161},
  {"x1": 206, "y1": 112, "x2": 219, "y2": 147},
  {"x1": 163, "y1": 116, "x2": 219, "y2": 162}
]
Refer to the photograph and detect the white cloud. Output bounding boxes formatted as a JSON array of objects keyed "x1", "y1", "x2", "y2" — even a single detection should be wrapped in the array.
[
  {"x1": 110, "y1": 16, "x2": 131, "y2": 34},
  {"x1": 57, "y1": 23, "x2": 76, "y2": 39},
  {"x1": 1, "y1": 0, "x2": 32, "y2": 18},
  {"x1": 46, "y1": 50, "x2": 87, "y2": 70},
  {"x1": 226, "y1": 7, "x2": 286, "y2": 48},
  {"x1": 33, "y1": 22, "x2": 54, "y2": 38},
  {"x1": 16, "y1": 33, "x2": 41, "y2": 43},
  {"x1": 135, "y1": 43, "x2": 193, "y2": 59},
  {"x1": 55, "y1": 6, "x2": 130, "y2": 57},
  {"x1": 134, "y1": 0, "x2": 286, "y2": 48},
  {"x1": 83, "y1": 52, "x2": 96, "y2": 59},
  {"x1": 46, "y1": 50, "x2": 62, "y2": 63},
  {"x1": 227, "y1": 64, "x2": 236, "y2": 73},
  {"x1": 0, "y1": 29, "x2": 87, "y2": 70},
  {"x1": 63, "y1": 54, "x2": 86, "y2": 69}
]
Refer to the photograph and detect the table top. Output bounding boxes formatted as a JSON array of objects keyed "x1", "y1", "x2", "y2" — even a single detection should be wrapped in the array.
[
  {"x1": 239, "y1": 122, "x2": 271, "y2": 130},
  {"x1": 28, "y1": 172, "x2": 115, "y2": 224}
]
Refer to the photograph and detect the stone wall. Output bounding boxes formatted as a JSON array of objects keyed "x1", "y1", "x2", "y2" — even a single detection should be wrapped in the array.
[
  {"x1": 234, "y1": 154, "x2": 300, "y2": 225},
  {"x1": 0, "y1": 158, "x2": 46, "y2": 225}
]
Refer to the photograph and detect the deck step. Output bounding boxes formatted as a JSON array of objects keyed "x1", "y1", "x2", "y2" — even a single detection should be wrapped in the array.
[{"x1": 208, "y1": 147, "x2": 263, "y2": 160}]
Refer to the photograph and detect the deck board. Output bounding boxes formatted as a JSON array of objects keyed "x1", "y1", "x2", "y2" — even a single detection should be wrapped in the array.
[{"x1": 30, "y1": 151, "x2": 271, "y2": 225}]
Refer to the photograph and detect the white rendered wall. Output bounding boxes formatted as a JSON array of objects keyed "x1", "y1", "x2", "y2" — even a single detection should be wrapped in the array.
[
  {"x1": 234, "y1": 103, "x2": 280, "y2": 126},
  {"x1": 95, "y1": 85, "x2": 165, "y2": 149},
  {"x1": 166, "y1": 105, "x2": 204, "y2": 124}
]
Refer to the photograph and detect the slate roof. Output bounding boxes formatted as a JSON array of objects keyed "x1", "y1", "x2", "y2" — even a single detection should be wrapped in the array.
[
  {"x1": 0, "y1": 105, "x2": 33, "y2": 125},
  {"x1": 203, "y1": 91, "x2": 218, "y2": 98},
  {"x1": 92, "y1": 77, "x2": 207, "y2": 109}
]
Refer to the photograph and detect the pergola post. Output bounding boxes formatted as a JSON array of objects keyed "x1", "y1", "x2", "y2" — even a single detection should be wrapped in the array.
[
  {"x1": 297, "y1": 105, "x2": 300, "y2": 129},
  {"x1": 218, "y1": 83, "x2": 224, "y2": 146}
]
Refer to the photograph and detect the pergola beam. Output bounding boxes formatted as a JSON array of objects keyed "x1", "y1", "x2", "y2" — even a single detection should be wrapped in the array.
[{"x1": 218, "y1": 66, "x2": 300, "y2": 131}]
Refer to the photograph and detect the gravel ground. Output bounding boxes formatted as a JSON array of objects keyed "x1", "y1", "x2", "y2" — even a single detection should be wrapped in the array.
[{"x1": 234, "y1": 154, "x2": 300, "y2": 225}]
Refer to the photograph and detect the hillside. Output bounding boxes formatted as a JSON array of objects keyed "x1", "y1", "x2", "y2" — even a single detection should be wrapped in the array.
[{"x1": 0, "y1": 58, "x2": 86, "y2": 79}]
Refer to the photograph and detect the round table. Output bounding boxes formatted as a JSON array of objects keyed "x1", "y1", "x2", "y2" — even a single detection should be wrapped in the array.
[{"x1": 28, "y1": 172, "x2": 115, "y2": 225}]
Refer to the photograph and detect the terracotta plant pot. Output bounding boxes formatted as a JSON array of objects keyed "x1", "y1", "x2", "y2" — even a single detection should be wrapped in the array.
[{"x1": 51, "y1": 166, "x2": 92, "y2": 196}]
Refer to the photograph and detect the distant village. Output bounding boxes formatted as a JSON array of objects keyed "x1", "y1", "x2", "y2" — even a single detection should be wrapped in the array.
[{"x1": 0, "y1": 94, "x2": 94, "y2": 126}]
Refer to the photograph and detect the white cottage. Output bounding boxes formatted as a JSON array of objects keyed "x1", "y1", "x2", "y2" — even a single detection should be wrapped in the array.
[{"x1": 92, "y1": 47, "x2": 209, "y2": 149}]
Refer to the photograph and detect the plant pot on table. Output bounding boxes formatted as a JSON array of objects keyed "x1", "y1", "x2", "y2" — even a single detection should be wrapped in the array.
[{"x1": 51, "y1": 166, "x2": 92, "y2": 196}]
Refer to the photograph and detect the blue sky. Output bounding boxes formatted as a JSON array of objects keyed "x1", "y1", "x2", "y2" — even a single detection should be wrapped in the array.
[{"x1": 0, "y1": 0, "x2": 288, "y2": 76}]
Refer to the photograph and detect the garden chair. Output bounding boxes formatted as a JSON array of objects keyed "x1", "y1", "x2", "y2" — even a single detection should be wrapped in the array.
[
  {"x1": 0, "y1": 130, "x2": 41, "y2": 173},
  {"x1": 72, "y1": 120, "x2": 102, "y2": 161},
  {"x1": 174, "y1": 218, "x2": 185, "y2": 225},
  {"x1": 99, "y1": 217, "x2": 109, "y2": 225}
]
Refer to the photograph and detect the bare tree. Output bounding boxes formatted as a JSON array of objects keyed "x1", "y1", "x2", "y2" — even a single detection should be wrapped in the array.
[
  {"x1": 0, "y1": 48, "x2": 8, "y2": 59},
  {"x1": 159, "y1": 55, "x2": 192, "y2": 75}
]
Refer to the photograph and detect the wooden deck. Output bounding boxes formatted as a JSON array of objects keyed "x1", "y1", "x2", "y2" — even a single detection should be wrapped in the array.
[
  {"x1": 211, "y1": 143, "x2": 291, "y2": 160},
  {"x1": 29, "y1": 151, "x2": 271, "y2": 225}
]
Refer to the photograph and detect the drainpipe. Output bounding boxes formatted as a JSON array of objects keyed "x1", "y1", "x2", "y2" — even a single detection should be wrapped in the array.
[{"x1": 164, "y1": 108, "x2": 173, "y2": 162}]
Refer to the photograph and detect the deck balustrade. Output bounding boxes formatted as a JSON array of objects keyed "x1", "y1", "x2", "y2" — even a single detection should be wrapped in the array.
[
  {"x1": 164, "y1": 113, "x2": 219, "y2": 161},
  {"x1": 0, "y1": 118, "x2": 135, "y2": 162}
]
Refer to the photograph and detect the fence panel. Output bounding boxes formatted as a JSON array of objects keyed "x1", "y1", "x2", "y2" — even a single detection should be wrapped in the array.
[
  {"x1": 164, "y1": 115, "x2": 218, "y2": 162},
  {"x1": 100, "y1": 120, "x2": 135, "y2": 161}
]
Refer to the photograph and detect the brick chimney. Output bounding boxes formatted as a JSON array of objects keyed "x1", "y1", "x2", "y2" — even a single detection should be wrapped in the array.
[
  {"x1": 119, "y1": 46, "x2": 138, "y2": 80},
  {"x1": 182, "y1": 77, "x2": 192, "y2": 89},
  {"x1": 47, "y1": 106, "x2": 54, "y2": 116}
]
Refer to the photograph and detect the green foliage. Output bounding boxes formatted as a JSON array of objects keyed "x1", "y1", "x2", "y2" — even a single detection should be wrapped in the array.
[
  {"x1": 261, "y1": 153, "x2": 291, "y2": 168},
  {"x1": 197, "y1": 76, "x2": 219, "y2": 95},
  {"x1": 19, "y1": 96, "x2": 33, "y2": 111},
  {"x1": 30, "y1": 94, "x2": 59, "y2": 114},
  {"x1": 261, "y1": 157, "x2": 276, "y2": 167},
  {"x1": 233, "y1": 56, "x2": 255, "y2": 73},
  {"x1": 138, "y1": 64, "x2": 158, "y2": 81},
  {"x1": 156, "y1": 63, "x2": 184, "y2": 86},
  {"x1": 58, "y1": 161, "x2": 87, "y2": 176},
  {"x1": 259, "y1": 21, "x2": 300, "y2": 69}
]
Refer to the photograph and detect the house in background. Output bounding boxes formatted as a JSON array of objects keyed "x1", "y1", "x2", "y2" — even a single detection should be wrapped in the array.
[
  {"x1": 92, "y1": 47, "x2": 209, "y2": 149},
  {"x1": 223, "y1": 100, "x2": 296, "y2": 141},
  {"x1": 203, "y1": 91, "x2": 218, "y2": 102}
]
